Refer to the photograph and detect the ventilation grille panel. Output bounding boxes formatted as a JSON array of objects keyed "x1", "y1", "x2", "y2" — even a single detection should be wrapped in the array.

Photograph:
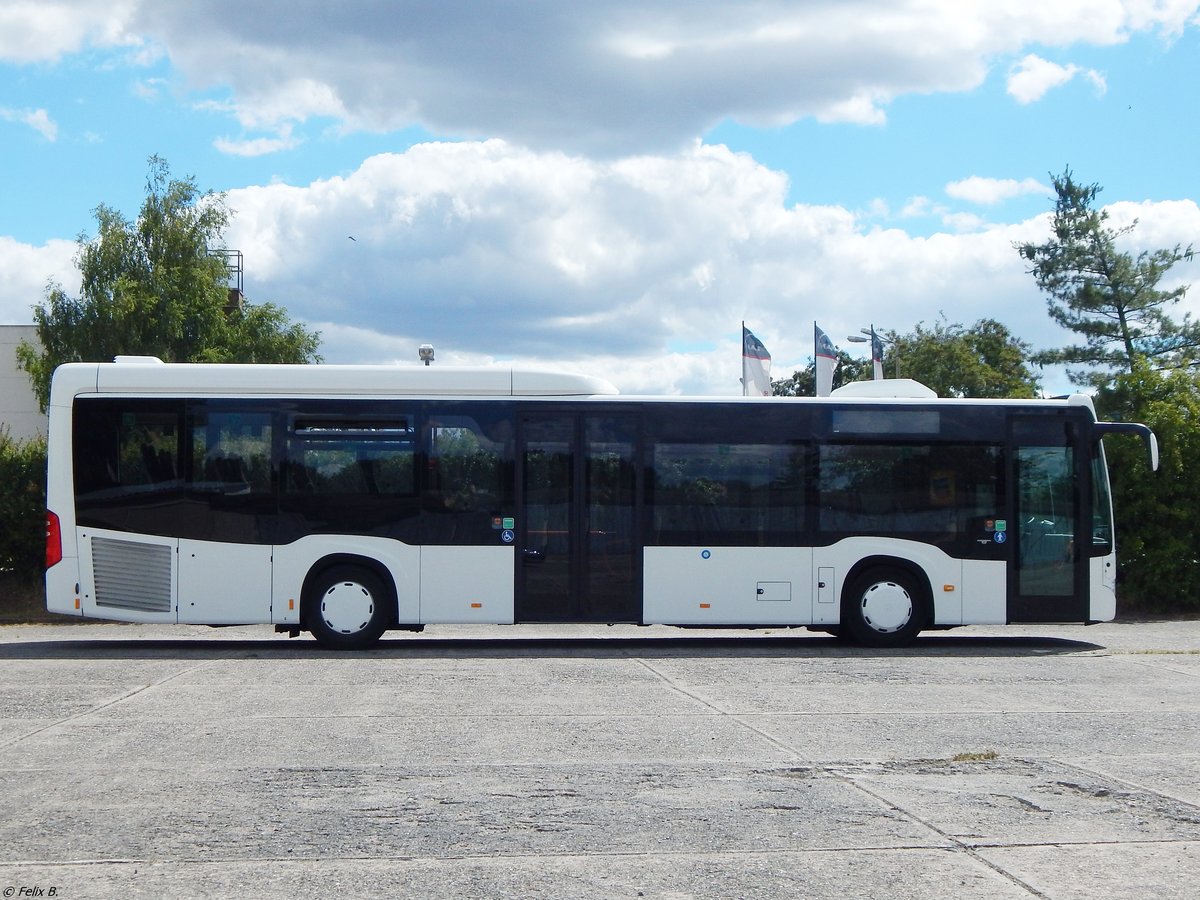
[{"x1": 92, "y1": 537, "x2": 173, "y2": 612}]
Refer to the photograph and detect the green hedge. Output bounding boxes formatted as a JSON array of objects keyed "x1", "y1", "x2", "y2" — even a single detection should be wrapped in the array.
[{"x1": 0, "y1": 430, "x2": 47, "y2": 577}]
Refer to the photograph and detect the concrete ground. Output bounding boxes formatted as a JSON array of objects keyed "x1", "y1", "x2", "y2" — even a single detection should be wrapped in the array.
[{"x1": 0, "y1": 619, "x2": 1197, "y2": 898}]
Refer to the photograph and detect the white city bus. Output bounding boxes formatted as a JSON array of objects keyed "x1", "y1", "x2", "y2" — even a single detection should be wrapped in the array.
[{"x1": 44, "y1": 358, "x2": 1157, "y2": 649}]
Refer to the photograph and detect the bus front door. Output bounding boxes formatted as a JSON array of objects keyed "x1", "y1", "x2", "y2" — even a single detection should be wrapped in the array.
[
  {"x1": 517, "y1": 414, "x2": 640, "y2": 623},
  {"x1": 1009, "y1": 418, "x2": 1088, "y2": 622}
]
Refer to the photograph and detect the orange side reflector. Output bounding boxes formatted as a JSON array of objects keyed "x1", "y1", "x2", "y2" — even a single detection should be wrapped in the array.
[
  {"x1": 289, "y1": 598, "x2": 295, "y2": 610},
  {"x1": 699, "y1": 603, "x2": 711, "y2": 609},
  {"x1": 470, "y1": 602, "x2": 483, "y2": 608},
  {"x1": 943, "y1": 585, "x2": 956, "y2": 592},
  {"x1": 75, "y1": 598, "x2": 80, "y2": 610}
]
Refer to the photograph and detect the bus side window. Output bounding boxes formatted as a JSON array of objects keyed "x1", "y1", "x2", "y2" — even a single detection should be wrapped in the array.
[
  {"x1": 189, "y1": 407, "x2": 272, "y2": 496},
  {"x1": 818, "y1": 443, "x2": 1000, "y2": 544},
  {"x1": 422, "y1": 414, "x2": 512, "y2": 543},
  {"x1": 280, "y1": 412, "x2": 418, "y2": 537}
]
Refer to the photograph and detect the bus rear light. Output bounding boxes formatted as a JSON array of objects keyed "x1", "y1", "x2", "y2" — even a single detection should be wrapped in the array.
[{"x1": 45, "y1": 511, "x2": 62, "y2": 569}]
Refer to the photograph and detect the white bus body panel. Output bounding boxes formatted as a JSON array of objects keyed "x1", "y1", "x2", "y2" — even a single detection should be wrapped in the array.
[
  {"x1": 643, "y1": 547, "x2": 814, "y2": 625},
  {"x1": 1090, "y1": 554, "x2": 1117, "y2": 621},
  {"x1": 46, "y1": 555, "x2": 81, "y2": 616},
  {"x1": 420, "y1": 546, "x2": 515, "y2": 624},
  {"x1": 178, "y1": 539, "x2": 272, "y2": 624},
  {"x1": 644, "y1": 539, "x2": 974, "y2": 627},
  {"x1": 45, "y1": 396, "x2": 81, "y2": 616},
  {"x1": 961, "y1": 559, "x2": 1007, "y2": 625},
  {"x1": 809, "y1": 538, "x2": 966, "y2": 626},
  {"x1": 83, "y1": 362, "x2": 618, "y2": 399},
  {"x1": 271, "y1": 535, "x2": 421, "y2": 627},
  {"x1": 77, "y1": 528, "x2": 179, "y2": 624}
]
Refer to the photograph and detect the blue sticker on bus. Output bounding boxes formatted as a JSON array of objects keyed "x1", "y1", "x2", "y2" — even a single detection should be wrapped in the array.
[
  {"x1": 994, "y1": 532, "x2": 1007, "y2": 544},
  {"x1": 501, "y1": 529, "x2": 515, "y2": 544}
]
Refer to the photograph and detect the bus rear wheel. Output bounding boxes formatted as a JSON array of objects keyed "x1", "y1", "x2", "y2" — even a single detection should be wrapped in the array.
[
  {"x1": 842, "y1": 568, "x2": 928, "y2": 647},
  {"x1": 305, "y1": 566, "x2": 391, "y2": 650}
]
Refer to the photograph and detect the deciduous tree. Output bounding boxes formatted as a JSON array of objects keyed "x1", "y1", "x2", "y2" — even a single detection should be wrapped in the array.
[
  {"x1": 772, "y1": 350, "x2": 870, "y2": 396},
  {"x1": 884, "y1": 317, "x2": 1040, "y2": 398},
  {"x1": 18, "y1": 156, "x2": 321, "y2": 409},
  {"x1": 1095, "y1": 363, "x2": 1200, "y2": 612}
]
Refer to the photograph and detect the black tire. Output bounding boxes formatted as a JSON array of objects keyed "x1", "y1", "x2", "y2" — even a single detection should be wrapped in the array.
[
  {"x1": 842, "y1": 567, "x2": 928, "y2": 647},
  {"x1": 304, "y1": 565, "x2": 392, "y2": 650}
]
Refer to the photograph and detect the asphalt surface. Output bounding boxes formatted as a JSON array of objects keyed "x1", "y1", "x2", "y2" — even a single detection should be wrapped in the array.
[{"x1": 0, "y1": 619, "x2": 1197, "y2": 899}]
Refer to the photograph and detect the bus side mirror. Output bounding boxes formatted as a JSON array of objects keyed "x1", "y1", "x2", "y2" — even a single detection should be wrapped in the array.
[{"x1": 1096, "y1": 422, "x2": 1159, "y2": 473}]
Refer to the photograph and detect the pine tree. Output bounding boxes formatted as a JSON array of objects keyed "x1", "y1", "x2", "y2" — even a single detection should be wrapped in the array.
[{"x1": 1016, "y1": 168, "x2": 1196, "y2": 387}]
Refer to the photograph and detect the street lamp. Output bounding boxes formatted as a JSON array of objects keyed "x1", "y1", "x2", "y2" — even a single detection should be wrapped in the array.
[
  {"x1": 418, "y1": 344, "x2": 435, "y2": 366},
  {"x1": 846, "y1": 326, "x2": 899, "y2": 379}
]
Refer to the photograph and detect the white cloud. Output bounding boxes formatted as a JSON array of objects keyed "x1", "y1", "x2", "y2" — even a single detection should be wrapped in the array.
[
  {"x1": 1006, "y1": 54, "x2": 1106, "y2": 104},
  {"x1": 0, "y1": 236, "x2": 77, "y2": 324},
  {"x1": 105, "y1": 1, "x2": 1195, "y2": 155},
  {"x1": 6, "y1": 142, "x2": 1196, "y2": 397},
  {"x1": 214, "y1": 125, "x2": 303, "y2": 157},
  {"x1": 946, "y1": 176, "x2": 1050, "y2": 205},
  {"x1": 0, "y1": 107, "x2": 58, "y2": 141},
  {"x1": 0, "y1": 0, "x2": 140, "y2": 63},
  {"x1": 215, "y1": 141, "x2": 1197, "y2": 395},
  {"x1": 900, "y1": 196, "x2": 937, "y2": 219},
  {"x1": 2, "y1": 2, "x2": 1192, "y2": 154}
]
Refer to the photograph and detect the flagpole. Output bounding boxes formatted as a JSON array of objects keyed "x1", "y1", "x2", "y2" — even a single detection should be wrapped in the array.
[{"x1": 741, "y1": 320, "x2": 747, "y2": 396}]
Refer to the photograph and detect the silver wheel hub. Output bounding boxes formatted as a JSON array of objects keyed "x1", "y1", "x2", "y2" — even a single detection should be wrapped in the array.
[
  {"x1": 859, "y1": 581, "x2": 913, "y2": 633},
  {"x1": 320, "y1": 581, "x2": 375, "y2": 635}
]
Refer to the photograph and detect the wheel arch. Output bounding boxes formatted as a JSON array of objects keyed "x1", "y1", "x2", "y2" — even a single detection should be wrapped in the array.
[
  {"x1": 840, "y1": 555, "x2": 934, "y2": 628},
  {"x1": 300, "y1": 554, "x2": 399, "y2": 630}
]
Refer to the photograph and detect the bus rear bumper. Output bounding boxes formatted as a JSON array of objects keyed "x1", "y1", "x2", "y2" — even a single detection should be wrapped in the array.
[{"x1": 46, "y1": 557, "x2": 83, "y2": 616}]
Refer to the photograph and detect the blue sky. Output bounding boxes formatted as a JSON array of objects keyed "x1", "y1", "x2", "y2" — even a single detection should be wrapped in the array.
[{"x1": 2, "y1": 1, "x2": 1199, "y2": 395}]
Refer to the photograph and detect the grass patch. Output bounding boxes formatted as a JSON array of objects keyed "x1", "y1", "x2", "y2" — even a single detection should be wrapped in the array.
[{"x1": 950, "y1": 750, "x2": 999, "y2": 763}]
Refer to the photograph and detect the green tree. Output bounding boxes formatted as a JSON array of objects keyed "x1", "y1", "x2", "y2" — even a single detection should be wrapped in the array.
[
  {"x1": 774, "y1": 320, "x2": 1038, "y2": 399},
  {"x1": 1016, "y1": 168, "x2": 1197, "y2": 386},
  {"x1": 772, "y1": 350, "x2": 871, "y2": 396},
  {"x1": 0, "y1": 429, "x2": 47, "y2": 577},
  {"x1": 1095, "y1": 363, "x2": 1200, "y2": 612},
  {"x1": 884, "y1": 317, "x2": 1040, "y2": 398},
  {"x1": 18, "y1": 156, "x2": 321, "y2": 409}
]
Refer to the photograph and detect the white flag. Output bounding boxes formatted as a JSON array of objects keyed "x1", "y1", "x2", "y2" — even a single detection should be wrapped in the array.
[
  {"x1": 815, "y1": 323, "x2": 836, "y2": 397},
  {"x1": 870, "y1": 325, "x2": 884, "y2": 381},
  {"x1": 742, "y1": 325, "x2": 772, "y2": 396}
]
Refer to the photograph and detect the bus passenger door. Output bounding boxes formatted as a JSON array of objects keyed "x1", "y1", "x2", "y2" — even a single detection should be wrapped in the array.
[
  {"x1": 517, "y1": 413, "x2": 641, "y2": 623},
  {"x1": 1008, "y1": 418, "x2": 1087, "y2": 622}
]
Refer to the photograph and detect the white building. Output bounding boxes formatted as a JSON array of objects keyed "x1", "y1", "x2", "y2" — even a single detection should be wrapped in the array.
[{"x1": 0, "y1": 325, "x2": 45, "y2": 441}]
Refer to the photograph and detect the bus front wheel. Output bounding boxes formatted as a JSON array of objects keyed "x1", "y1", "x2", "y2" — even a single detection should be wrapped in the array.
[
  {"x1": 842, "y1": 568, "x2": 928, "y2": 647},
  {"x1": 305, "y1": 566, "x2": 391, "y2": 650}
]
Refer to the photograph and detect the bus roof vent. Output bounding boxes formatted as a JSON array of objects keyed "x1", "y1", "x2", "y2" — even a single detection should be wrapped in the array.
[
  {"x1": 113, "y1": 355, "x2": 165, "y2": 365},
  {"x1": 830, "y1": 379, "x2": 937, "y2": 399}
]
